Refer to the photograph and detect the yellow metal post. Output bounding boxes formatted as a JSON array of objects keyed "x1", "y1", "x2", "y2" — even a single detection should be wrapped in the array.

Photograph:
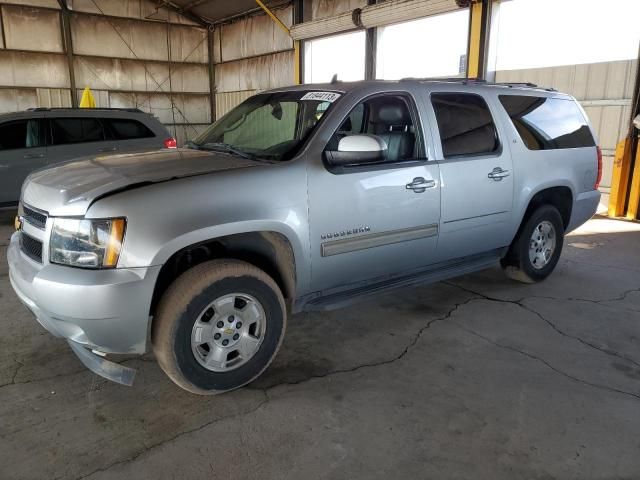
[
  {"x1": 255, "y1": 0, "x2": 300, "y2": 84},
  {"x1": 625, "y1": 143, "x2": 640, "y2": 220},
  {"x1": 293, "y1": 40, "x2": 301, "y2": 84},
  {"x1": 608, "y1": 139, "x2": 633, "y2": 217},
  {"x1": 466, "y1": 1, "x2": 484, "y2": 79}
]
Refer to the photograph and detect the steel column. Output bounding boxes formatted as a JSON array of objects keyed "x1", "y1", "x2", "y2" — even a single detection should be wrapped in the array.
[
  {"x1": 207, "y1": 26, "x2": 216, "y2": 122},
  {"x1": 465, "y1": 0, "x2": 491, "y2": 80},
  {"x1": 58, "y1": 1, "x2": 78, "y2": 107},
  {"x1": 364, "y1": 0, "x2": 377, "y2": 80}
]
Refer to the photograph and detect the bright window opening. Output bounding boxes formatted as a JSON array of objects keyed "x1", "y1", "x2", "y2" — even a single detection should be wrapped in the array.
[
  {"x1": 304, "y1": 31, "x2": 366, "y2": 83},
  {"x1": 376, "y1": 10, "x2": 469, "y2": 80},
  {"x1": 495, "y1": 0, "x2": 640, "y2": 70}
]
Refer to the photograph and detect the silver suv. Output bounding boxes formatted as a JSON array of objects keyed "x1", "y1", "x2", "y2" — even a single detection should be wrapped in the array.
[
  {"x1": 0, "y1": 107, "x2": 175, "y2": 206},
  {"x1": 7, "y1": 80, "x2": 601, "y2": 394}
]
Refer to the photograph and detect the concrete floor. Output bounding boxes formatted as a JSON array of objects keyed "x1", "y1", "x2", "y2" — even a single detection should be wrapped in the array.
[{"x1": 1, "y1": 217, "x2": 639, "y2": 480}]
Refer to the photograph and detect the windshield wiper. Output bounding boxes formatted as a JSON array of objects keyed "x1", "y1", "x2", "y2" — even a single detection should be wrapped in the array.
[
  {"x1": 197, "y1": 142, "x2": 255, "y2": 160},
  {"x1": 184, "y1": 140, "x2": 200, "y2": 150}
]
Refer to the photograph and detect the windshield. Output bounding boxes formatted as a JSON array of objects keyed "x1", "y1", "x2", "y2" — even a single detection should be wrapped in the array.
[{"x1": 191, "y1": 91, "x2": 342, "y2": 161}]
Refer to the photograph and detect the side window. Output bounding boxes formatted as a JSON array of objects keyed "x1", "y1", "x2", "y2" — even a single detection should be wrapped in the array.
[
  {"x1": 0, "y1": 119, "x2": 43, "y2": 150},
  {"x1": 51, "y1": 118, "x2": 105, "y2": 145},
  {"x1": 104, "y1": 118, "x2": 155, "y2": 140},
  {"x1": 431, "y1": 93, "x2": 499, "y2": 157},
  {"x1": 499, "y1": 95, "x2": 595, "y2": 150},
  {"x1": 327, "y1": 95, "x2": 419, "y2": 162}
]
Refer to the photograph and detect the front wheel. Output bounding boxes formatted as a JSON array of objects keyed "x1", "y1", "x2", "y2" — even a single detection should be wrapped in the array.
[
  {"x1": 501, "y1": 205, "x2": 564, "y2": 283},
  {"x1": 152, "y1": 259, "x2": 286, "y2": 395}
]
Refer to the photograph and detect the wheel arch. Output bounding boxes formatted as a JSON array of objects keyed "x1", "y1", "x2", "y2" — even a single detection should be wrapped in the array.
[
  {"x1": 149, "y1": 230, "x2": 298, "y2": 317},
  {"x1": 512, "y1": 185, "x2": 573, "y2": 244}
]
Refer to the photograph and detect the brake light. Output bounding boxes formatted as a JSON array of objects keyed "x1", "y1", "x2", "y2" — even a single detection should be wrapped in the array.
[
  {"x1": 594, "y1": 145, "x2": 602, "y2": 189},
  {"x1": 163, "y1": 137, "x2": 177, "y2": 149}
]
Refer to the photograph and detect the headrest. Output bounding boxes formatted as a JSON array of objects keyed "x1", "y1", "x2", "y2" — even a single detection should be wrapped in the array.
[{"x1": 374, "y1": 104, "x2": 410, "y2": 125}]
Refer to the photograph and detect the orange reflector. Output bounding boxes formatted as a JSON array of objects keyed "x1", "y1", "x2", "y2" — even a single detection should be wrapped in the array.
[{"x1": 103, "y1": 219, "x2": 126, "y2": 268}]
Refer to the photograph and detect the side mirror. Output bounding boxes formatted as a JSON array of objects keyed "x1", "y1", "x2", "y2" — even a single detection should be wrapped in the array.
[{"x1": 324, "y1": 134, "x2": 387, "y2": 166}]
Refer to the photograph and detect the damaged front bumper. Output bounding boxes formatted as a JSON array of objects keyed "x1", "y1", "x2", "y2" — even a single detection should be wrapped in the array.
[
  {"x1": 7, "y1": 231, "x2": 161, "y2": 386},
  {"x1": 67, "y1": 340, "x2": 136, "y2": 386}
]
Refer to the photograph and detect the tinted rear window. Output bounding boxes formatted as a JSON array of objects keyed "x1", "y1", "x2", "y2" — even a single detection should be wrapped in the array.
[
  {"x1": 51, "y1": 118, "x2": 105, "y2": 145},
  {"x1": 104, "y1": 118, "x2": 155, "y2": 140},
  {"x1": 499, "y1": 95, "x2": 595, "y2": 150},
  {"x1": 431, "y1": 93, "x2": 499, "y2": 157}
]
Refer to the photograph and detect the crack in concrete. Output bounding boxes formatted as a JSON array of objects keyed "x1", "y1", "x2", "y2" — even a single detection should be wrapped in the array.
[
  {"x1": 444, "y1": 282, "x2": 640, "y2": 371},
  {"x1": 72, "y1": 391, "x2": 270, "y2": 480},
  {"x1": 70, "y1": 295, "x2": 480, "y2": 479},
  {"x1": 252, "y1": 296, "x2": 481, "y2": 391},
  {"x1": 0, "y1": 356, "x2": 26, "y2": 388},
  {"x1": 453, "y1": 321, "x2": 640, "y2": 402}
]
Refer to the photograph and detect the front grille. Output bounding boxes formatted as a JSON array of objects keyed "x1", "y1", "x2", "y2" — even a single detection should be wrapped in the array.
[
  {"x1": 20, "y1": 232, "x2": 43, "y2": 263},
  {"x1": 23, "y1": 205, "x2": 47, "y2": 230}
]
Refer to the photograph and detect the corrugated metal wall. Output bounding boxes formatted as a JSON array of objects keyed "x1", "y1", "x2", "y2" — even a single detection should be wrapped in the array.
[
  {"x1": 496, "y1": 59, "x2": 638, "y2": 190},
  {"x1": 0, "y1": 0, "x2": 210, "y2": 145},
  {"x1": 212, "y1": 4, "x2": 295, "y2": 119}
]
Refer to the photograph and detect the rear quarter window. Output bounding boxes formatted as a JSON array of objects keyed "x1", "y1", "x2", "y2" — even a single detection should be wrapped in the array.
[
  {"x1": 104, "y1": 118, "x2": 155, "y2": 140},
  {"x1": 499, "y1": 95, "x2": 595, "y2": 150}
]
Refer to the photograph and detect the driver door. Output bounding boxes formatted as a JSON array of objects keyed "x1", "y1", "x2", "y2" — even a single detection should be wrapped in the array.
[{"x1": 307, "y1": 92, "x2": 441, "y2": 293}]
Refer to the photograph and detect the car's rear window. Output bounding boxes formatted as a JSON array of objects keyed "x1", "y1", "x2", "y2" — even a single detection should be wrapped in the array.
[
  {"x1": 104, "y1": 118, "x2": 155, "y2": 140},
  {"x1": 499, "y1": 95, "x2": 595, "y2": 150}
]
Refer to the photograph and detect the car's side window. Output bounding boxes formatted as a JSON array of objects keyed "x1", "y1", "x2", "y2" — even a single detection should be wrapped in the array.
[
  {"x1": 326, "y1": 94, "x2": 420, "y2": 163},
  {"x1": 431, "y1": 93, "x2": 499, "y2": 158},
  {"x1": 0, "y1": 119, "x2": 44, "y2": 151},
  {"x1": 104, "y1": 118, "x2": 155, "y2": 141},
  {"x1": 498, "y1": 95, "x2": 595, "y2": 150},
  {"x1": 50, "y1": 117, "x2": 105, "y2": 145}
]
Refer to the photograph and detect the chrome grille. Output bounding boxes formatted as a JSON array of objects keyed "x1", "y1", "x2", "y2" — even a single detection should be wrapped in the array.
[
  {"x1": 20, "y1": 232, "x2": 43, "y2": 263},
  {"x1": 23, "y1": 205, "x2": 47, "y2": 230}
]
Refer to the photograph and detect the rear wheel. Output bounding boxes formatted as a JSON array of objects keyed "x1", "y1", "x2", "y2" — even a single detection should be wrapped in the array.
[
  {"x1": 152, "y1": 259, "x2": 286, "y2": 395},
  {"x1": 501, "y1": 205, "x2": 564, "y2": 283}
]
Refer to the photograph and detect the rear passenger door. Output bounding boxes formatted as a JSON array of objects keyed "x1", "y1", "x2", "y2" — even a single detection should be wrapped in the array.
[
  {"x1": 45, "y1": 115, "x2": 117, "y2": 163},
  {"x1": 429, "y1": 92, "x2": 514, "y2": 261},
  {"x1": 0, "y1": 115, "x2": 47, "y2": 204}
]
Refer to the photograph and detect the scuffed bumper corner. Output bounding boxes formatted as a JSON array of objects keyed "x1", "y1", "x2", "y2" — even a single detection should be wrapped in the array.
[
  {"x1": 67, "y1": 340, "x2": 136, "y2": 386},
  {"x1": 567, "y1": 190, "x2": 601, "y2": 233}
]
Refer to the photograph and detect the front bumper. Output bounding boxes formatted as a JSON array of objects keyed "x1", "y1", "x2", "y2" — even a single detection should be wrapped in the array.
[{"x1": 7, "y1": 232, "x2": 161, "y2": 355}]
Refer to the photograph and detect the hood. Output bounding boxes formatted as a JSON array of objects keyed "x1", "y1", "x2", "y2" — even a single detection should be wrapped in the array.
[{"x1": 22, "y1": 148, "x2": 262, "y2": 216}]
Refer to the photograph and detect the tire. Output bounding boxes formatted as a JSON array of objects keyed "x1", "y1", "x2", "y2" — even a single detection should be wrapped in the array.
[
  {"x1": 501, "y1": 204, "x2": 564, "y2": 284},
  {"x1": 152, "y1": 259, "x2": 286, "y2": 395}
]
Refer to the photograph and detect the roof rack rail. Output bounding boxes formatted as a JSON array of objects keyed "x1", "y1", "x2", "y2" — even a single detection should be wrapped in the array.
[
  {"x1": 399, "y1": 77, "x2": 547, "y2": 89},
  {"x1": 26, "y1": 107, "x2": 144, "y2": 113}
]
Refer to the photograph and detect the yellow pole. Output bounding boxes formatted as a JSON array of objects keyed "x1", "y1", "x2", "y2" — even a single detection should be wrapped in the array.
[
  {"x1": 467, "y1": 1, "x2": 484, "y2": 79},
  {"x1": 608, "y1": 139, "x2": 632, "y2": 217},
  {"x1": 625, "y1": 144, "x2": 640, "y2": 220},
  {"x1": 254, "y1": 0, "x2": 299, "y2": 84}
]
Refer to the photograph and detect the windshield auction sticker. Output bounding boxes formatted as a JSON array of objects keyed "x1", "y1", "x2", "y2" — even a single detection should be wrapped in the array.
[{"x1": 300, "y1": 92, "x2": 342, "y2": 103}]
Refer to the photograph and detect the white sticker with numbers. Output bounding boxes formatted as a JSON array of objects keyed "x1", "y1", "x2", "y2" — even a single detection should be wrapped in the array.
[{"x1": 300, "y1": 91, "x2": 342, "y2": 103}]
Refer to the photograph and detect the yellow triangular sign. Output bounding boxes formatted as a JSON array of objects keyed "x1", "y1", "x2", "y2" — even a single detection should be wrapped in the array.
[{"x1": 79, "y1": 87, "x2": 96, "y2": 108}]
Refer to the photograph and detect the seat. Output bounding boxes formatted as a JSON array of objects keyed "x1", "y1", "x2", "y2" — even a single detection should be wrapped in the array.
[{"x1": 372, "y1": 104, "x2": 415, "y2": 162}]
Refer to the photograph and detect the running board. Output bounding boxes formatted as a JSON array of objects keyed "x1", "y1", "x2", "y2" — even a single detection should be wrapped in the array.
[{"x1": 299, "y1": 251, "x2": 501, "y2": 312}]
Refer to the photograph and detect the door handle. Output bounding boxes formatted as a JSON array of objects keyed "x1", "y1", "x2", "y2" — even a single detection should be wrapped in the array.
[
  {"x1": 487, "y1": 167, "x2": 510, "y2": 181},
  {"x1": 98, "y1": 147, "x2": 118, "y2": 153},
  {"x1": 23, "y1": 153, "x2": 44, "y2": 159},
  {"x1": 406, "y1": 177, "x2": 436, "y2": 192}
]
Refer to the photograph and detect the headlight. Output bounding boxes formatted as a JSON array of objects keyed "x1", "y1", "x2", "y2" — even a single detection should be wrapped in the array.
[{"x1": 50, "y1": 218, "x2": 126, "y2": 269}]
